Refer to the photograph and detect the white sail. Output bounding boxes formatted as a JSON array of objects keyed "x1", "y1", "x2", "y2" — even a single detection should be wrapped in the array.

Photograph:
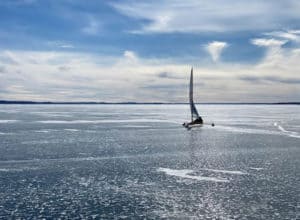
[{"x1": 189, "y1": 68, "x2": 200, "y2": 121}]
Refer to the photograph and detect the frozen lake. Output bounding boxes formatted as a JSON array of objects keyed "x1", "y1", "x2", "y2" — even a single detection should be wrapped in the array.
[{"x1": 0, "y1": 104, "x2": 299, "y2": 219}]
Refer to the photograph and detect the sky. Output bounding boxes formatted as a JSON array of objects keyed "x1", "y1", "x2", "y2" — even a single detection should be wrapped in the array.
[{"x1": 0, "y1": 0, "x2": 300, "y2": 102}]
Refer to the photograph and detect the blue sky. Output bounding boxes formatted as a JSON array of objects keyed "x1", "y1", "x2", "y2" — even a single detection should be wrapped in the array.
[{"x1": 0, "y1": 0, "x2": 300, "y2": 102}]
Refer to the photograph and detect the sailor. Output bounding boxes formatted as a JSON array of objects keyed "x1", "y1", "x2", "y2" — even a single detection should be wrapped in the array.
[{"x1": 190, "y1": 116, "x2": 203, "y2": 125}]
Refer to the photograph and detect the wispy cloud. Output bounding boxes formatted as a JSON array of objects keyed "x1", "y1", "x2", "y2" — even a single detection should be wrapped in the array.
[
  {"x1": 47, "y1": 41, "x2": 74, "y2": 49},
  {"x1": 250, "y1": 30, "x2": 300, "y2": 71},
  {"x1": 60, "y1": 44, "x2": 74, "y2": 49},
  {"x1": 111, "y1": 0, "x2": 300, "y2": 33},
  {"x1": 239, "y1": 75, "x2": 300, "y2": 84},
  {"x1": 206, "y1": 41, "x2": 228, "y2": 62},
  {"x1": 81, "y1": 16, "x2": 101, "y2": 35},
  {"x1": 0, "y1": 51, "x2": 19, "y2": 65},
  {"x1": 251, "y1": 38, "x2": 287, "y2": 47},
  {"x1": 264, "y1": 30, "x2": 300, "y2": 42}
]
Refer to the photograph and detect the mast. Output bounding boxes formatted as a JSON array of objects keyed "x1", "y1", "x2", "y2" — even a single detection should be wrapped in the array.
[
  {"x1": 189, "y1": 67, "x2": 200, "y2": 122},
  {"x1": 189, "y1": 68, "x2": 194, "y2": 121}
]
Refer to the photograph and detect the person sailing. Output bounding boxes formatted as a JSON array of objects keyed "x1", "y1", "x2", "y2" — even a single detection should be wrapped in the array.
[
  {"x1": 184, "y1": 115, "x2": 214, "y2": 127},
  {"x1": 189, "y1": 116, "x2": 203, "y2": 125}
]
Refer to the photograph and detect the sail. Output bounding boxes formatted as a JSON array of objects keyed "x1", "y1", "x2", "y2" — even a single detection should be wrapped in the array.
[{"x1": 189, "y1": 68, "x2": 200, "y2": 121}]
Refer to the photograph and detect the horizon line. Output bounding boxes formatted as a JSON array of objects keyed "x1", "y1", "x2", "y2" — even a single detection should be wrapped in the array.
[{"x1": 0, "y1": 100, "x2": 299, "y2": 105}]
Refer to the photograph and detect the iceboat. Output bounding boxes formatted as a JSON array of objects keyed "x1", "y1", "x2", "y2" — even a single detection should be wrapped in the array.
[{"x1": 183, "y1": 68, "x2": 214, "y2": 129}]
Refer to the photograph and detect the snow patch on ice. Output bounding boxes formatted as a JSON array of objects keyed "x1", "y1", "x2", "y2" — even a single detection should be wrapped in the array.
[
  {"x1": 34, "y1": 130, "x2": 50, "y2": 133},
  {"x1": 0, "y1": 120, "x2": 19, "y2": 123},
  {"x1": 157, "y1": 168, "x2": 229, "y2": 183},
  {"x1": 0, "y1": 167, "x2": 39, "y2": 172},
  {"x1": 64, "y1": 129, "x2": 79, "y2": 132},
  {"x1": 249, "y1": 167, "x2": 264, "y2": 171},
  {"x1": 201, "y1": 168, "x2": 247, "y2": 175}
]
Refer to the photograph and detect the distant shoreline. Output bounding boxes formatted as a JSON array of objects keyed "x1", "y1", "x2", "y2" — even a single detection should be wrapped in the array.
[{"x1": 0, "y1": 100, "x2": 299, "y2": 105}]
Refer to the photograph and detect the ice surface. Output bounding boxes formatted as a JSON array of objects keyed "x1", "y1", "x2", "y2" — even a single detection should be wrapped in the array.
[
  {"x1": 37, "y1": 119, "x2": 175, "y2": 124},
  {"x1": 0, "y1": 104, "x2": 299, "y2": 219}
]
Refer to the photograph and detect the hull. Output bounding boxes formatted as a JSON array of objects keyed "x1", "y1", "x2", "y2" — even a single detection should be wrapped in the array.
[
  {"x1": 183, "y1": 122, "x2": 214, "y2": 129},
  {"x1": 187, "y1": 124, "x2": 203, "y2": 128},
  {"x1": 182, "y1": 122, "x2": 203, "y2": 129}
]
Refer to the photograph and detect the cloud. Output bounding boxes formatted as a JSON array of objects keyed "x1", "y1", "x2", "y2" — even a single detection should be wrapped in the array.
[
  {"x1": 58, "y1": 66, "x2": 70, "y2": 72},
  {"x1": 141, "y1": 83, "x2": 186, "y2": 90},
  {"x1": 0, "y1": 51, "x2": 19, "y2": 65},
  {"x1": 47, "y1": 41, "x2": 74, "y2": 49},
  {"x1": 206, "y1": 41, "x2": 227, "y2": 62},
  {"x1": 111, "y1": 0, "x2": 300, "y2": 33},
  {"x1": 120, "y1": 50, "x2": 139, "y2": 65},
  {"x1": 250, "y1": 30, "x2": 300, "y2": 70},
  {"x1": 123, "y1": 50, "x2": 137, "y2": 60},
  {"x1": 251, "y1": 38, "x2": 287, "y2": 47},
  {"x1": 239, "y1": 75, "x2": 300, "y2": 84},
  {"x1": 60, "y1": 44, "x2": 74, "y2": 49},
  {"x1": 0, "y1": 66, "x2": 6, "y2": 73},
  {"x1": 157, "y1": 72, "x2": 183, "y2": 79},
  {"x1": 264, "y1": 30, "x2": 300, "y2": 42},
  {"x1": 0, "y1": 37, "x2": 300, "y2": 102}
]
